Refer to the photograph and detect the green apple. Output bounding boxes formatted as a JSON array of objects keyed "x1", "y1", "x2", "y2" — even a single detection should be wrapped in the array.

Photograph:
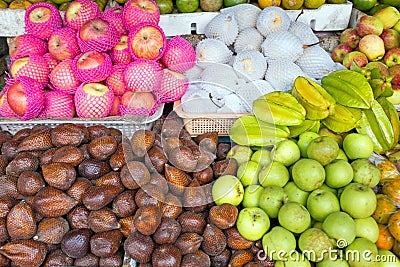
[
  {"x1": 156, "y1": 0, "x2": 173, "y2": 14},
  {"x1": 298, "y1": 228, "x2": 333, "y2": 262},
  {"x1": 272, "y1": 139, "x2": 301, "y2": 166},
  {"x1": 319, "y1": 184, "x2": 337, "y2": 195},
  {"x1": 262, "y1": 226, "x2": 297, "y2": 261},
  {"x1": 274, "y1": 251, "x2": 311, "y2": 267},
  {"x1": 355, "y1": 216, "x2": 380, "y2": 243},
  {"x1": 313, "y1": 221, "x2": 323, "y2": 229},
  {"x1": 284, "y1": 181, "x2": 310, "y2": 206},
  {"x1": 176, "y1": 0, "x2": 199, "y2": 12},
  {"x1": 236, "y1": 207, "x2": 270, "y2": 241},
  {"x1": 307, "y1": 189, "x2": 340, "y2": 222},
  {"x1": 351, "y1": 159, "x2": 381, "y2": 188},
  {"x1": 242, "y1": 184, "x2": 264, "y2": 208},
  {"x1": 226, "y1": 145, "x2": 253, "y2": 165},
  {"x1": 237, "y1": 160, "x2": 260, "y2": 186},
  {"x1": 212, "y1": 175, "x2": 244, "y2": 206},
  {"x1": 259, "y1": 186, "x2": 289, "y2": 218},
  {"x1": 340, "y1": 183, "x2": 377, "y2": 219},
  {"x1": 345, "y1": 237, "x2": 379, "y2": 267},
  {"x1": 251, "y1": 149, "x2": 272, "y2": 167},
  {"x1": 343, "y1": 133, "x2": 374, "y2": 160},
  {"x1": 316, "y1": 258, "x2": 350, "y2": 266},
  {"x1": 258, "y1": 161, "x2": 289, "y2": 187},
  {"x1": 378, "y1": 250, "x2": 400, "y2": 266},
  {"x1": 278, "y1": 202, "x2": 311, "y2": 234},
  {"x1": 325, "y1": 159, "x2": 354, "y2": 188},
  {"x1": 307, "y1": 136, "x2": 340, "y2": 166},
  {"x1": 322, "y1": 211, "x2": 356, "y2": 245},
  {"x1": 298, "y1": 131, "x2": 320, "y2": 158},
  {"x1": 336, "y1": 149, "x2": 348, "y2": 161},
  {"x1": 292, "y1": 159, "x2": 326, "y2": 191}
]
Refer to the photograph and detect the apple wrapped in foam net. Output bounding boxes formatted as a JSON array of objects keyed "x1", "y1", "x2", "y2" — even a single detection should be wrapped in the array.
[
  {"x1": 123, "y1": 59, "x2": 162, "y2": 92},
  {"x1": 154, "y1": 69, "x2": 188, "y2": 103},
  {"x1": 64, "y1": 0, "x2": 101, "y2": 30},
  {"x1": 0, "y1": 87, "x2": 18, "y2": 118},
  {"x1": 24, "y1": 2, "x2": 63, "y2": 41},
  {"x1": 102, "y1": 6, "x2": 127, "y2": 36},
  {"x1": 107, "y1": 64, "x2": 127, "y2": 96},
  {"x1": 119, "y1": 91, "x2": 159, "y2": 116},
  {"x1": 9, "y1": 34, "x2": 48, "y2": 61},
  {"x1": 72, "y1": 52, "x2": 113, "y2": 83},
  {"x1": 74, "y1": 83, "x2": 114, "y2": 118},
  {"x1": 48, "y1": 27, "x2": 81, "y2": 61},
  {"x1": 161, "y1": 35, "x2": 196, "y2": 74},
  {"x1": 49, "y1": 59, "x2": 81, "y2": 95},
  {"x1": 122, "y1": 0, "x2": 160, "y2": 31},
  {"x1": 11, "y1": 54, "x2": 50, "y2": 86},
  {"x1": 39, "y1": 90, "x2": 75, "y2": 119}
]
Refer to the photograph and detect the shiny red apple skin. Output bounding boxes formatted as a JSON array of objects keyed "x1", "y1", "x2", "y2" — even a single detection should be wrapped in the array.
[
  {"x1": 7, "y1": 81, "x2": 27, "y2": 117},
  {"x1": 380, "y1": 29, "x2": 400, "y2": 51},
  {"x1": 340, "y1": 28, "x2": 361, "y2": 49},
  {"x1": 48, "y1": 27, "x2": 80, "y2": 61},
  {"x1": 342, "y1": 51, "x2": 369, "y2": 69},
  {"x1": 355, "y1": 15, "x2": 384, "y2": 37},
  {"x1": 75, "y1": 51, "x2": 105, "y2": 70},
  {"x1": 331, "y1": 43, "x2": 353, "y2": 63},
  {"x1": 128, "y1": 23, "x2": 166, "y2": 61},
  {"x1": 384, "y1": 47, "x2": 400, "y2": 67}
]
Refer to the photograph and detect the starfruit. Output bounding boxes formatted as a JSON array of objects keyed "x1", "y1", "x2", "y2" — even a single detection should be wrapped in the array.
[
  {"x1": 253, "y1": 91, "x2": 306, "y2": 126},
  {"x1": 292, "y1": 76, "x2": 335, "y2": 120},
  {"x1": 370, "y1": 76, "x2": 394, "y2": 99},
  {"x1": 321, "y1": 70, "x2": 374, "y2": 109},
  {"x1": 321, "y1": 103, "x2": 362, "y2": 133},
  {"x1": 377, "y1": 96, "x2": 399, "y2": 146},
  {"x1": 356, "y1": 100, "x2": 395, "y2": 154},
  {"x1": 229, "y1": 115, "x2": 290, "y2": 146},
  {"x1": 288, "y1": 120, "x2": 320, "y2": 138}
]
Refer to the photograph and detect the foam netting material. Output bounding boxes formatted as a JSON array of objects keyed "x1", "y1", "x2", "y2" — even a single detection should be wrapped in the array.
[
  {"x1": 222, "y1": 3, "x2": 261, "y2": 32},
  {"x1": 64, "y1": 0, "x2": 101, "y2": 30},
  {"x1": 74, "y1": 83, "x2": 114, "y2": 118},
  {"x1": 48, "y1": 27, "x2": 80, "y2": 61},
  {"x1": 25, "y1": 2, "x2": 63, "y2": 41},
  {"x1": 123, "y1": 59, "x2": 162, "y2": 92},
  {"x1": 264, "y1": 60, "x2": 308, "y2": 92},
  {"x1": 10, "y1": 34, "x2": 48, "y2": 61},
  {"x1": 123, "y1": 0, "x2": 160, "y2": 31},
  {"x1": 72, "y1": 52, "x2": 113, "y2": 83},
  {"x1": 154, "y1": 69, "x2": 189, "y2": 103},
  {"x1": 39, "y1": 90, "x2": 75, "y2": 119},
  {"x1": 195, "y1": 38, "x2": 233, "y2": 68},
  {"x1": 161, "y1": 36, "x2": 196, "y2": 74},
  {"x1": 12, "y1": 54, "x2": 50, "y2": 86},
  {"x1": 128, "y1": 22, "x2": 167, "y2": 61},
  {"x1": 110, "y1": 36, "x2": 132, "y2": 65},
  {"x1": 234, "y1": 27, "x2": 264, "y2": 53},
  {"x1": 288, "y1": 20, "x2": 319, "y2": 46},
  {"x1": 232, "y1": 50, "x2": 268, "y2": 81},
  {"x1": 256, "y1": 6, "x2": 291, "y2": 36},
  {"x1": 77, "y1": 18, "x2": 121, "y2": 53},
  {"x1": 205, "y1": 12, "x2": 239, "y2": 46},
  {"x1": 119, "y1": 99, "x2": 159, "y2": 116},
  {"x1": 101, "y1": 6, "x2": 128, "y2": 36},
  {"x1": 200, "y1": 63, "x2": 240, "y2": 91},
  {"x1": 43, "y1": 53, "x2": 60, "y2": 71},
  {"x1": 106, "y1": 64, "x2": 127, "y2": 96},
  {"x1": 49, "y1": 59, "x2": 81, "y2": 94},
  {"x1": 295, "y1": 45, "x2": 337, "y2": 79},
  {"x1": 261, "y1": 30, "x2": 304, "y2": 62}
]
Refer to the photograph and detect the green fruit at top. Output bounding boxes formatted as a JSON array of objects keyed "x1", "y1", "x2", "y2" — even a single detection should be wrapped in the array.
[
  {"x1": 343, "y1": 133, "x2": 374, "y2": 160},
  {"x1": 242, "y1": 184, "x2": 264, "y2": 208},
  {"x1": 327, "y1": 0, "x2": 346, "y2": 3},
  {"x1": 381, "y1": 0, "x2": 400, "y2": 8},
  {"x1": 156, "y1": 0, "x2": 173, "y2": 14},
  {"x1": 292, "y1": 158, "x2": 325, "y2": 192},
  {"x1": 352, "y1": 0, "x2": 377, "y2": 12},
  {"x1": 307, "y1": 136, "x2": 339, "y2": 166},
  {"x1": 200, "y1": 0, "x2": 223, "y2": 11},
  {"x1": 176, "y1": 0, "x2": 199, "y2": 12},
  {"x1": 237, "y1": 160, "x2": 260, "y2": 187},
  {"x1": 278, "y1": 202, "x2": 311, "y2": 234},
  {"x1": 251, "y1": 149, "x2": 272, "y2": 167},
  {"x1": 51, "y1": 0, "x2": 70, "y2": 5},
  {"x1": 226, "y1": 145, "x2": 253, "y2": 165},
  {"x1": 368, "y1": 3, "x2": 390, "y2": 15},
  {"x1": 224, "y1": 0, "x2": 246, "y2": 7},
  {"x1": 272, "y1": 139, "x2": 301, "y2": 166},
  {"x1": 212, "y1": 175, "x2": 244, "y2": 206},
  {"x1": 297, "y1": 131, "x2": 320, "y2": 158}
]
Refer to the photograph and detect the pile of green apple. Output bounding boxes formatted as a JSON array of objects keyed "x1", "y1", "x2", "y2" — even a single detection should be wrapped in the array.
[{"x1": 212, "y1": 131, "x2": 400, "y2": 266}]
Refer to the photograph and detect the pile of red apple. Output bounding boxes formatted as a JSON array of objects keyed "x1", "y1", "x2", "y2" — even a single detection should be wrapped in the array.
[
  {"x1": 2, "y1": 0, "x2": 196, "y2": 120},
  {"x1": 331, "y1": 6, "x2": 400, "y2": 100}
]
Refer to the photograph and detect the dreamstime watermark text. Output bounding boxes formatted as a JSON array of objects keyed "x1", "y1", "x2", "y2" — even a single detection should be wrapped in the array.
[{"x1": 257, "y1": 239, "x2": 398, "y2": 263}]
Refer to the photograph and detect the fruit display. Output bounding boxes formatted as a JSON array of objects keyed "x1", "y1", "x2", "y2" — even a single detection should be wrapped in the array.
[
  {"x1": 0, "y1": 0, "x2": 108, "y2": 11},
  {"x1": 330, "y1": 10, "x2": 400, "y2": 104},
  {"x1": 180, "y1": 5, "x2": 345, "y2": 114},
  {"x1": 2, "y1": 0, "x2": 196, "y2": 120}
]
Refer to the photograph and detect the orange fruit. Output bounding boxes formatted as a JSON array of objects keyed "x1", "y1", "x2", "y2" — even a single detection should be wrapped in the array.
[
  {"x1": 373, "y1": 194, "x2": 398, "y2": 224},
  {"x1": 376, "y1": 223, "x2": 395, "y2": 250},
  {"x1": 258, "y1": 0, "x2": 281, "y2": 8},
  {"x1": 388, "y1": 210, "x2": 400, "y2": 241}
]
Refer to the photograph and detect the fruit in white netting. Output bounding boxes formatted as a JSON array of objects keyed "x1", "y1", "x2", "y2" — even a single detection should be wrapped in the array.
[
  {"x1": 224, "y1": 3, "x2": 261, "y2": 31},
  {"x1": 264, "y1": 60, "x2": 308, "y2": 92},
  {"x1": 195, "y1": 38, "x2": 233, "y2": 67},
  {"x1": 200, "y1": 63, "x2": 240, "y2": 91},
  {"x1": 232, "y1": 50, "x2": 267, "y2": 81},
  {"x1": 261, "y1": 31, "x2": 304, "y2": 62},
  {"x1": 234, "y1": 28, "x2": 264, "y2": 53},
  {"x1": 289, "y1": 20, "x2": 319, "y2": 45},
  {"x1": 205, "y1": 12, "x2": 239, "y2": 46},
  {"x1": 181, "y1": 84, "x2": 219, "y2": 113},
  {"x1": 295, "y1": 45, "x2": 336, "y2": 79},
  {"x1": 256, "y1": 6, "x2": 291, "y2": 36},
  {"x1": 234, "y1": 79, "x2": 276, "y2": 107},
  {"x1": 184, "y1": 64, "x2": 203, "y2": 81}
]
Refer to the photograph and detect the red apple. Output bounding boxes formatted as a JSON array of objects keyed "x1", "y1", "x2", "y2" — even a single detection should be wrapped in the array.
[
  {"x1": 120, "y1": 91, "x2": 158, "y2": 116},
  {"x1": 106, "y1": 64, "x2": 127, "y2": 96},
  {"x1": 101, "y1": 6, "x2": 127, "y2": 36},
  {"x1": 128, "y1": 23, "x2": 166, "y2": 61},
  {"x1": 364, "y1": 61, "x2": 390, "y2": 76},
  {"x1": 64, "y1": 0, "x2": 100, "y2": 30},
  {"x1": 380, "y1": 29, "x2": 400, "y2": 50},
  {"x1": 49, "y1": 59, "x2": 81, "y2": 94},
  {"x1": 73, "y1": 51, "x2": 113, "y2": 83},
  {"x1": 75, "y1": 51, "x2": 105, "y2": 69},
  {"x1": 331, "y1": 43, "x2": 353, "y2": 63},
  {"x1": 155, "y1": 69, "x2": 188, "y2": 103},
  {"x1": 342, "y1": 51, "x2": 369, "y2": 69},
  {"x1": 109, "y1": 95, "x2": 121, "y2": 116},
  {"x1": 110, "y1": 35, "x2": 132, "y2": 64},
  {"x1": 78, "y1": 17, "x2": 120, "y2": 52},
  {"x1": 122, "y1": 0, "x2": 160, "y2": 31},
  {"x1": 43, "y1": 53, "x2": 60, "y2": 71},
  {"x1": 389, "y1": 64, "x2": 400, "y2": 85},
  {"x1": 7, "y1": 81, "x2": 27, "y2": 117},
  {"x1": 48, "y1": 27, "x2": 80, "y2": 61},
  {"x1": 0, "y1": 91, "x2": 17, "y2": 118},
  {"x1": 340, "y1": 28, "x2": 361, "y2": 49},
  {"x1": 10, "y1": 55, "x2": 49, "y2": 85},
  {"x1": 24, "y1": 3, "x2": 63, "y2": 40},
  {"x1": 9, "y1": 34, "x2": 47, "y2": 60},
  {"x1": 356, "y1": 15, "x2": 384, "y2": 37},
  {"x1": 358, "y1": 34, "x2": 385, "y2": 61},
  {"x1": 74, "y1": 82, "x2": 114, "y2": 118},
  {"x1": 384, "y1": 47, "x2": 400, "y2": 67}
]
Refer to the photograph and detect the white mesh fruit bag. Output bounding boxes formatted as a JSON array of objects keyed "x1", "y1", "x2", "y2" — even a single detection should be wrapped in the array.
[
  {"x1": 234, "y1": 79, "x2": 276, "y2": 111},
  {"x1": 161, "y1": 35, "x2": 196, "y2": 74},
  {"x1": 106, "y1": 64, "x2": 127, "y2": 96},
  {"x1": 234, "y1": 28, "x2": 264, "y2": 53},
  {"x1": 74, "y1": 83, "x2": 114, "y2": 118},
  {"x1": 122, "y1": 0, "x2": 160, "y2": 31},
  {"x1": 128, "y1": 22, "x2": 167, "y2": 61},
  {"x1": 49, "y1": 59, "x2": 81, "y2": 95},
  {"x1": 205, "y1": 12, "x2": 238, "y2": 46},
  {"x1": 48, "y1": 27, "x2": 81, "y2": 61},
  {"x1": 232, "y1": 50, "x2": 267, "y2": 81},
  {"x1": 261, "y1": 30, "x2": 304, "y2": 62},
  {"x1": 200, "y1": 63, "x2": 240, "y2": 92},
  {"x1": 256, "y1": 6, "x2": 291, "y2": 36},
  {"x1": 184, "y1": 64, "x2": 203, "y2": 81},
  {"x1": 101, "y1": 6, "x2": 127, "y2": 36},
  {"x1": 222, "y1": 3, "x2": 261, "y2": 31},
  {"x1": 119, "y1": 92, "x2": 159, "y2": 116},
  {"x1": 9, "y1": 34, "x2": 48, "y2": 61},
  {"x1": 39, "y1": 90, "x2": 75, "y2": 119},
  {"x1": 295, "y1": 45, "x2": 336, "y2": 80},
  {"x1": 11, "y1": 54, "x2": 50, "y2": 86},
  {"x1": 180, "y1": 83, "x2": 219, "y2": 113},
  {"x1": 77, "y1": 17, "x2": 121, "y2": 53},
  {"x1": 265, "y1": 60, "x2": 308, "y2": 92},
  {"x1": 195, "y1": 38, "x2": 233, "y2": 68},
  {"x1": 25, "y1": 2, "x2": 63, "y2": 41},
  {"x1": 6, "y1": 76, "x2": 45, "y2": 120},
  {"x1": 64, "y1": 0, "x2": 101, "y2": 30},
  {"x1": 72, "y1": 51, "x2": 113, "y2": 83},
  {"x1": 123, "y1": 59, "x2": 162, "y2": 92},
  {"x1": 154, "y1": 69, "x2": 189, "y2": 103},
  {"x1": 289, "y1": 20, "x2": 319, "y2": 46},
  {"x1": 216, "y1": 93, "x2": 249, "y2": 114}
]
